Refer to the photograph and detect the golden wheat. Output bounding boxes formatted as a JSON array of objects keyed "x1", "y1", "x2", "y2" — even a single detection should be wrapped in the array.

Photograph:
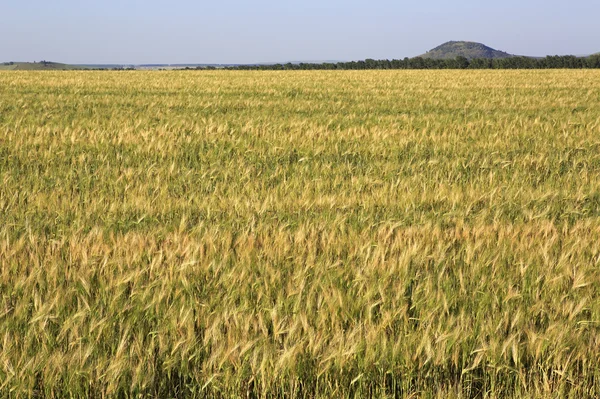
[{"x1": 1, "y1": 70, "x2": 600, "y2": 398}]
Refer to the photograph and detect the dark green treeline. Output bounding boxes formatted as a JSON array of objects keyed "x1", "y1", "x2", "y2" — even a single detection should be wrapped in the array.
[{"x1": 190, "y1": 55, "x2": 600, "y2": 70}]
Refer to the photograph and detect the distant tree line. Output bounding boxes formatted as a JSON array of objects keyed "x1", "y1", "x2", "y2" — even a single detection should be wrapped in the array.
[{"x1": 189, "y1": 55, "x2": 600, "y2": 71}]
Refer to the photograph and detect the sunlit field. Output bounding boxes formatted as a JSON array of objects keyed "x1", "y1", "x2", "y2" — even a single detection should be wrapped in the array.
[{"x1": 1, "y1": 70, "x2": 600, "y2": 398}]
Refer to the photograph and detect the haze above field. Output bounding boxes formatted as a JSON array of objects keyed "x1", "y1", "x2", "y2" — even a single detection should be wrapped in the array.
[{"x1": 1, "y1": 0, "x2": 599, "y2": 64}]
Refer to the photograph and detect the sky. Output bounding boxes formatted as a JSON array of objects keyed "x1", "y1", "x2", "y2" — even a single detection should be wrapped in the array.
[{"x1": 1, "y1": 0, "x2": 599, "y2": 64}]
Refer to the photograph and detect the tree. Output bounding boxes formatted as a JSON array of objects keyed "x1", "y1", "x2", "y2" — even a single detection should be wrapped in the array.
[{"x1": 455, "y1": 56, "x2": 469, "y2": 69}]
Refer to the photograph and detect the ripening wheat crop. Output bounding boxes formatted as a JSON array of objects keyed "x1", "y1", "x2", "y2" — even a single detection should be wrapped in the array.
[{"x1": 1, "y1": 70, "x2": 600, "y2": 398}]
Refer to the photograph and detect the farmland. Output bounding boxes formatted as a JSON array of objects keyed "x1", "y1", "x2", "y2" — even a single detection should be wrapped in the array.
[{"x1": 1, "y1": 70, "x2": 600, "y2": 398}]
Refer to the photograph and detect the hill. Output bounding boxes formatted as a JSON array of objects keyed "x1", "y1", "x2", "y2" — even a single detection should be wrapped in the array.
[
  {"x1": 420, "y1": 41, "x2": 514, "y2": 60},
  {"x1": 0, "y1": 61, "x2": 85, "y2": 70}
]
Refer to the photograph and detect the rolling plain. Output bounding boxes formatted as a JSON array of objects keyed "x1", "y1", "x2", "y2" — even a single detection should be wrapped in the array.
[{"x1": 1, "y1": 70, "x2": 600, "y2": 398}]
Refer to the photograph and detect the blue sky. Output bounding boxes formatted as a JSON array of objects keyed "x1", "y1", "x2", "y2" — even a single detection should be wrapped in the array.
[{"x1": 1, "y1": 0, "x2": 598, "y2": 64}]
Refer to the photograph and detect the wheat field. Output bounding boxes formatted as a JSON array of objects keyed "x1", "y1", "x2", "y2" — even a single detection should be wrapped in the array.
[{"x1": 1, "y1": 70, "x2": 600, "y2": 398}]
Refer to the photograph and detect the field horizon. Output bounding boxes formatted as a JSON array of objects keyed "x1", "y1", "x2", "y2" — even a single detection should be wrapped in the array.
[
  {"x1": 1, "y1": 70, "x2": 600, "y2": 398},
  {"x1": 2, "y1": 40, "x2": 599, "y2": 70}
]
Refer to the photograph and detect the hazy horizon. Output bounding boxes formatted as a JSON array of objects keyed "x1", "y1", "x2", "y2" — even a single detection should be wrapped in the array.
[{"x1": 1, "y1": 0, "x2": 599, "y2": 64}]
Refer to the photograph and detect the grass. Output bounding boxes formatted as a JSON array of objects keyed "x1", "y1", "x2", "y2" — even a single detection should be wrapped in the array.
[{"x1": 1, "y1": 70, "x2": 600, "y2": 398}]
